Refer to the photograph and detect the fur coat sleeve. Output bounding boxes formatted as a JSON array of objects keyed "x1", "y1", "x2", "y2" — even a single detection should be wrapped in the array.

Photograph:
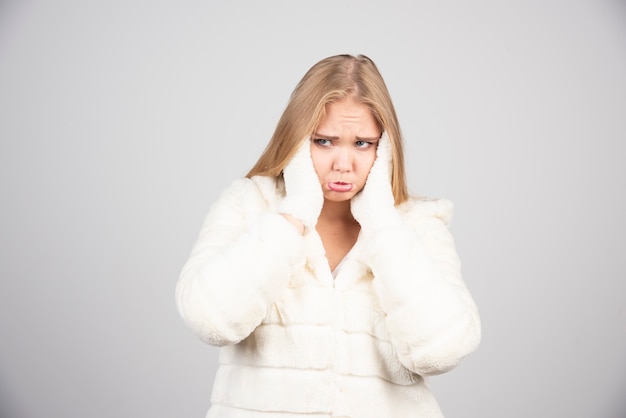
[
  {"x1": 177, "y1": 176, "x2": 481, "y2": 380},
  {"x1": 366, "y1": 197, "x2": 481, "y2": 376},
  {"x1": 175, "y1": 177, "x2": 306, "y2": 346}
]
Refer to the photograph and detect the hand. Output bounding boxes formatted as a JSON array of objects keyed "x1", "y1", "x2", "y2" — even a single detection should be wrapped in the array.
[
  {"x1": 278, "y1": 137, "x2": 324, "y2": 230},
  {"x1": 351, "y1": 132, "x2": 401, "y2": 235}
]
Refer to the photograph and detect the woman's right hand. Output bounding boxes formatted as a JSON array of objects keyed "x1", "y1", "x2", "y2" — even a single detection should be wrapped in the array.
[{"x1": 278, "y1": 137, "x2": 324, "y2": 232}]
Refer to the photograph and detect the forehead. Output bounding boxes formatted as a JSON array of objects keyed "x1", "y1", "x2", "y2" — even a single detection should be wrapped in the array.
[{"x1": 317, "y1": 97, "x2": 380, "y2": 135}]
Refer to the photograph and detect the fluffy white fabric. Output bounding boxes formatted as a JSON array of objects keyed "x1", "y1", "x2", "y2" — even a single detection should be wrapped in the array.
[
  {"x1": 277, "y1": 136, "x2": 323, "y2": 229},
  {"x1": 176, "y1": 176, "x2": 481, "y2": 418}
]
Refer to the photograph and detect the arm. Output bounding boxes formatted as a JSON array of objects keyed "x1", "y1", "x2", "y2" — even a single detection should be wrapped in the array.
[
  {"x1": 176, "y1": 138, "x2": 322, "y2": 347},
  {"x1": 175, "y1": 178, "x2": 306, "y2": 347},
  {"x1": 351, "y1": 134, "x2": 480, "y2": 375},
  {"x1": 366, "y1": 200, "x2": 481, "y2": 376}
]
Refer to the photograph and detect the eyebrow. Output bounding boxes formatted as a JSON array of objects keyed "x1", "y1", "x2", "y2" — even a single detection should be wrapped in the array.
[{"x1": 313, "y1": 132, "x2": 381, "y2": 142}]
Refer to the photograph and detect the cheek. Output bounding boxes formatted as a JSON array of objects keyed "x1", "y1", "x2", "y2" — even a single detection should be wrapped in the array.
[{"x1": 360, "y1": 153, "x2": 377, "y2": 177}]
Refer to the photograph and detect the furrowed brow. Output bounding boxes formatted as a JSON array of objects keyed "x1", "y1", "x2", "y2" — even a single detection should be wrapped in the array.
[
  {"x1": 312, "y1": 132, "x2": 339, "y2": 140},
  {"x1": 314, "y1": 132, "x2": 380, "y2": 142}
]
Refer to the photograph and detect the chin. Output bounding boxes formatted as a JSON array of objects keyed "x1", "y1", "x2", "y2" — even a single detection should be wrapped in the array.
[{"x1": 323, "y1": 191, "x2": 359, "y2": 203}]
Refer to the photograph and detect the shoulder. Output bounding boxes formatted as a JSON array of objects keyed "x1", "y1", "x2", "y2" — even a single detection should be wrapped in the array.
[
  {"x1": 397, "y1": 196, "x2": 454, "y2": 226},
  {"x1": 215, "y1": 175, "x2": 281, "y2": 210},
  {"x1": 249, "y1": 175, "x2": 283, "y2": 202}
]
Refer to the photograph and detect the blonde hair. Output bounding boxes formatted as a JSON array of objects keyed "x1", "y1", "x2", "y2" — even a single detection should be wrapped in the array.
[{"x1": 246, "y1": 54, "x2": 408, "y2": 204}]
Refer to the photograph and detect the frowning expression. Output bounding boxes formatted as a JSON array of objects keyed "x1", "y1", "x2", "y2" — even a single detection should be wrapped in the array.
[{"x1": 310, "y1": 97, "x2": 381, "y2": 203}]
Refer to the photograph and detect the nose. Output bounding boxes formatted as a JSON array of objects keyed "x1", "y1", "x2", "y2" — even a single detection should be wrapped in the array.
[{"x1": 332, "y1": 147, "x2": 352, "y2": 173}]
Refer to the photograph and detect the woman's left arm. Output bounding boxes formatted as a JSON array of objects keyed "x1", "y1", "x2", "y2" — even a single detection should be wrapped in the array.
[
  {"x1": 366, "y1": 201, "x2": 481, "y2": 376},
  {"x1": 351, "y1": 134, "x2": 481, "y2": 376}
]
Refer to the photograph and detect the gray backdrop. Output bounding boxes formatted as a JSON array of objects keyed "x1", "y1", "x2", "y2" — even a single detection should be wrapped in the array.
[{"x1": 1, "y1": 0, "x2": 625, "y2": 417}]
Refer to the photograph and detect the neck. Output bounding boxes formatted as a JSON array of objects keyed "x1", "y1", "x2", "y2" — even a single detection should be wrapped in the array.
[{"x1": 318, "y1": 199, "x2": 356, "y2": 224}]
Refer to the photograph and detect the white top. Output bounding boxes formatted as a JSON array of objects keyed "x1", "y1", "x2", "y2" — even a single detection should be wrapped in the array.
[{"x1": 176, "y1": 176, "x2": 481, "y2": 418}]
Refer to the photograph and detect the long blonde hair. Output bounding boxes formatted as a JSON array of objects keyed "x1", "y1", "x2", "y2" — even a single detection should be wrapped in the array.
[{"x1": 246, "y1": 54, "x2": 408, "y2": 204}]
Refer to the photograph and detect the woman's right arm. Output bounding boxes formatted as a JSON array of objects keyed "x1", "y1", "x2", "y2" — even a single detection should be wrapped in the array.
[{"x1": 175, "y1": 178, "x2": 306, "y2": 347}]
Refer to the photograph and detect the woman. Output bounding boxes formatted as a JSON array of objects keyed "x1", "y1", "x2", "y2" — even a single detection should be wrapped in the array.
[{"x1": 176, "y1": 54, "x2": 481, "y2": 417}]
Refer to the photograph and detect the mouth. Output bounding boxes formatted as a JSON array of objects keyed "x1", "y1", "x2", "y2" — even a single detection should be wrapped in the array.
[{"x1": 327, "y1": 181, "x2": 353, "y2": 192}]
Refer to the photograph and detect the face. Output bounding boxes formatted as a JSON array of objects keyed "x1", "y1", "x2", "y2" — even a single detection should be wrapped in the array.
[{"x1": 310, "y1": 97, "x2": 381, "y2": 203}]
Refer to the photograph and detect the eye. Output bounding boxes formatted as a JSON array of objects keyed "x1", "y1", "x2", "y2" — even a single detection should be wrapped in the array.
[
  {"x1": 355, "y1": 140, "x2": 374, "y2": 149},
  {"x1": 313, "y1": 138, "x2": 332, "y2": 147}
]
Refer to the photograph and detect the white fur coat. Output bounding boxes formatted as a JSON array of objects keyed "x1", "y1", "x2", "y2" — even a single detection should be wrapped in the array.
[{"x1": 176, "y1": 176, "x2": 481, "y2": 417}]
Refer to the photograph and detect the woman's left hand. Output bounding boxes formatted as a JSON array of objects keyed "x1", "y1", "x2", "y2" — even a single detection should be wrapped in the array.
[
  {"x1": 351, "y1": 132, "x2": 401, "y2": 235},
  {"x1": 352, "y1": 133, "x2": 481, "y2": 376}
]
